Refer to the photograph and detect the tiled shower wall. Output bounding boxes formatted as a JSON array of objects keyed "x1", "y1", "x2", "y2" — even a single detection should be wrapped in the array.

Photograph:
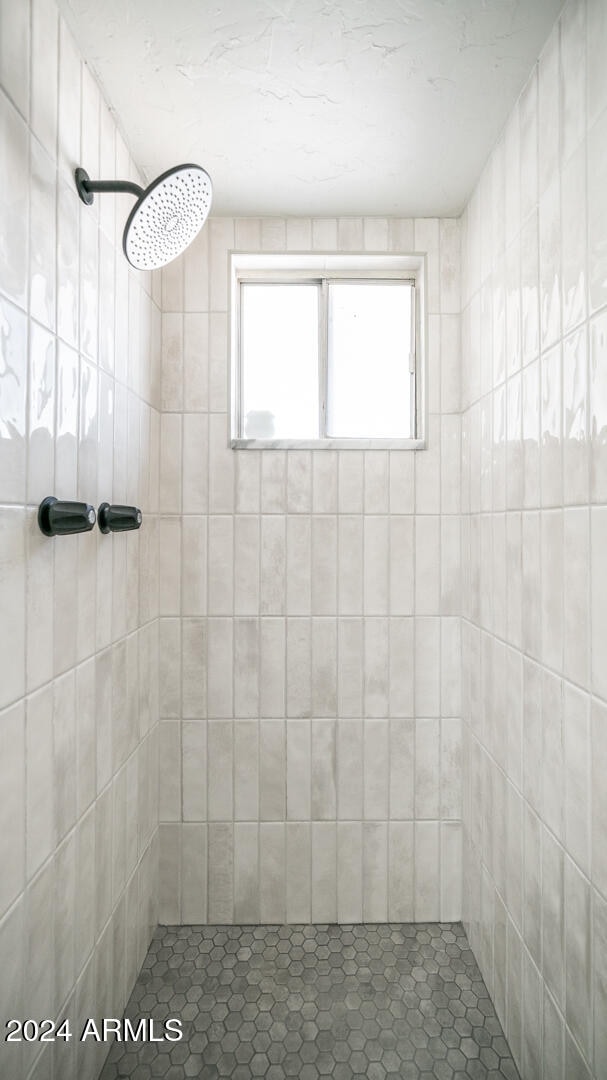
[
  {"x1": 0, "y1": 1, "x2": 160, "y2": 1078},
  {"x1": 460, "y1": 0, "x2": 607, "y2": 1077},
  {"x1": 158, "y1": 215, "x2": 463, "y2": 925}
]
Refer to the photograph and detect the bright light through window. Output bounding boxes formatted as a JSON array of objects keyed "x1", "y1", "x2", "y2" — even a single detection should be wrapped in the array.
[
  {"x1": 327, "y1": 282, "x2": 412, "y2": 438},
  {"x1": 241, "y1": 284, "x2": 319, "y2": 439},
  {"x1": 232, "y1": 257, "x2": 421, "y2": 445}
]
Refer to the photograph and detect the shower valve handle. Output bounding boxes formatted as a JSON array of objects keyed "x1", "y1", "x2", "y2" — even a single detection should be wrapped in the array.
[
  {"x1": 38, "y1": 497, "x2": 96, "y2": 537},
  {"x1": 98, "y1": 503, "x2": 143, "y2": 534}
]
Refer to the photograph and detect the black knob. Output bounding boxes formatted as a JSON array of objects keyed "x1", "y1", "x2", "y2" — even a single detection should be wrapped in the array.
[
  {"x1": 38, "y1": 497, "x2": 96, "y2": 537},
  {"x1": 98, "y1": 503, "x2": 143, "y2": 534}
]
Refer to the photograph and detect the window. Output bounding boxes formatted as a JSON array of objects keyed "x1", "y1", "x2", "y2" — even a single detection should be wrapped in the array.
[{"x1": 230, "y1": 253, "x2": 426, "y2": 448}]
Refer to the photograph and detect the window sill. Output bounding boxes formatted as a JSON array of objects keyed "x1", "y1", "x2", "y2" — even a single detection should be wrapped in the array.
[{"x1": 230, "y1": 437, "x2": 426, "y2": 450}]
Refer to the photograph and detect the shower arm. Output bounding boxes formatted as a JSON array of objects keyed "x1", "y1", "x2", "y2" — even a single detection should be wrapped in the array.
[{"x1": 75, "y1": 167, "x2": 144, "y2": 206}]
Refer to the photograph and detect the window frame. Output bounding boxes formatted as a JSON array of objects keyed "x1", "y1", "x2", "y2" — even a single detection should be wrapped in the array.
[{"x1": 229, "y1": 251, "x2": 427, "y2": 450}]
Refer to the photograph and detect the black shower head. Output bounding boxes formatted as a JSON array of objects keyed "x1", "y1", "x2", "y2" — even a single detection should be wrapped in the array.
[{"x1": 75, "y1": 163, "x2": 213, "y2": 270}]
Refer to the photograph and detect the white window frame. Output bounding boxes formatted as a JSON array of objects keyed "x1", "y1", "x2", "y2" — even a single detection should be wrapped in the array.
[{"x1": 229, "y1": 251, "x2": 427, "y2": 449}]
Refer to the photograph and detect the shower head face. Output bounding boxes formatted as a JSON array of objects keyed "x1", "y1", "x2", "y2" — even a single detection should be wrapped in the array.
[{"x1": 123, "y1": 164, "x2": 212, "y2": 270}]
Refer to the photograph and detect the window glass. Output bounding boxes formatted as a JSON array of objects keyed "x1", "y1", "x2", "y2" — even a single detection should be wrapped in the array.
[
  {"x1": 327, "y1": 282, "x2": 413, "y2": 438},
  {"x1": 241, "y1": 283, "x2": 319, "y2": 438}
]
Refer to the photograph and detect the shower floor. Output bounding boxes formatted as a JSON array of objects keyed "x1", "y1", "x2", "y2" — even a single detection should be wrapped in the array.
[{"x1": 99, "y1": 923, "x2": 520, "y2": 1080}]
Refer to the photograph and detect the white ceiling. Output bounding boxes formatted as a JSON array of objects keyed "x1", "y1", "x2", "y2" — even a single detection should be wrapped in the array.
[{"x1": 59, "y1": 0, "x2": 563, "y2": 218}]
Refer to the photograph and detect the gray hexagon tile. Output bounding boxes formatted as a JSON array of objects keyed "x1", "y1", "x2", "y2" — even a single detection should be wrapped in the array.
[{"x1": 99, "y1": 923, "x2": 521, "y2": 1080}]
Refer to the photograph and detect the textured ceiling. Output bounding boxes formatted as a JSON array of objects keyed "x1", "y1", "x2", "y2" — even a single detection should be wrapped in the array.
[{"x1": 58, "y1": 0, "x2": 562, "y2": 217}]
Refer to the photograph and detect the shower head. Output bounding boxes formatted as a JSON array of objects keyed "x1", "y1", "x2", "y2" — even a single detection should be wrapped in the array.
[{"x1": 75, "y1": 163, "x2": 212, "y2": 270}]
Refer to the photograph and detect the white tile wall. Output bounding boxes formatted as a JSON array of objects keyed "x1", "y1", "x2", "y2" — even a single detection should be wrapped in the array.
[
  {"x1": 0, "y1": 1, "x2": 160, "y2": 1076},
  {"x1": 158, "y1": 215, "x2": 463, "y2": 924},
  {"x1": 461, "y1": 1, "x2": 607, "y2": 1077}
]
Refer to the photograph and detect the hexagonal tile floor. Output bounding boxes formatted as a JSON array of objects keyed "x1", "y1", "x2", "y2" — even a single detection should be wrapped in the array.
[{"x1": 99, "y1": 923, "x2": 520, "y2": 1079}]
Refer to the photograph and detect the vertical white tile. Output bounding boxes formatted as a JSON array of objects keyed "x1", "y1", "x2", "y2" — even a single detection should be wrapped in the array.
[
  {"x1": 590, "y1": 309, "x2": 607, "y2": 504},
  {"x1": 542, "y1": 827, "x2": 564, "y2": 1008},
  {"x1": 159, "y1": 720, "x2": 181, "y2": 823},
  {"x1": 182, "y1": 413, "x2": 208, "y2": 514},
  {"x1": 389, "y1": 618, "x2": 415, "y2": 718},
  {"x1": 364, "y1": 516, "x2": 389, "y2": 614},
  {"x1": 234, "y1": 822, "x2": 259, "y2": 923},
  {"x1": 311, "y1": 516, "x2": 337, "y2": 614},
  {"x1": 286, "y1": 719, "x2": 310, "y2": 820},
  {"x1": 182, "y1": 516, "x2": 207, "y2": 615},
  {"x1": 287, "y1": 618, "x2": 311, "y2": 718},
  {"x1": 388, "y1": 822, "x2": 414, "y2": 920},
  {"x1": 0, "y1": 702, "x2": 25, "y2": 918},
  {"x1": 311, "y1": 719, "x2": 336, "y2": 819},
  {"x1": 362, "y1": 821, "x2": 388, "y2": 921},
  {"x1": 286, "y1": 451, "x2": 311, "y2": 512},
  {"x1": 161, "y1": 312, "x2": 184, "y2": 411},
  {"x1": 588, "y1": 0, "x2": 607, "y2": 127},
  {"x1": 26, "y1": 687, "x2": 54, "y2": 878},
  {"x1": 594, "y1": 888, "x2": 607, "y2": 1078},
  {"x1": 389, "y1": 517, "x2": 414, "y2": 614},
  {"x1": 208, "y1": 218, "x2": 234, "y2": 311},
  {"x1": 336, "y1": 719, "x2": 363, "y2": 820},
  {"x1": 311, "y1": 822, "x2": 336, "y2": 922},
  {"x1": 524, "y1": 807, "x2": 543, "y2": 966},
  {"x1": 364, "y1": 618, "x2": 389, "y2": 717},
  {"x1": 208, "y1": 413, "x2": 234, "y2": 513},
  {"x1": 337, "y1": 822, "x2": 362, "y2": 922},
  {"x1": 337, "y1": 516, "x2": 362, "y2": 615},
  {"x1": 207, "y1": 617, "x2": 233, "y2": 718},
  {"x1": 234, "y1": 617, "x2": 259, "y2": 718},
  {"x1": 261, "y1": 451, "x2": 286, "y2": 513},
  {"x1": 234, "y1": 516, "x2": 259, "y2": 615},
  {"x1": 158, "y1": 618, "x2": 180, "y2": 719},
  {"x1": 415, "y1": 617, "x2": 440, "y2": 717},
  {"x1": 414, "y1": 821, "x2": 440, "y2": 920},
  {"x1": 208, "y1": 823, "x2": 233, "y2": 923},
  {"x1": 0, "y1": 0, "x2": 30, "y2": 117},
  {"x1": 592, "y1": 699, "x2": 607, "y2": 897},
  {"x1": 311, "y1": 617, "x2": 336, "y2": 717},
  {"x1": 260, "y1": 720, "x2": 286, "y2": 820},
  {"x1": 338, "y1": 451, "x2": 363, "y2": 512},
  {"x1": 261, "y1": 516, "x2": 286, "y2": 615},
  {"x1": 0, "y1": 93, "x2": 29, "y2": 309},
  {"x1": 389, "y1": 720, "x2": 414, "y2": 819},
  {"x1": 363, "y1": 719, "x2": 389, "y2": 819},
  {"x1": 286, "y1": 823, "x2": 310, "y2": 922},
  {"x1": 24, "y1": 860, "x2": 54, "y2": 1036},
  {"x1": 31, "y1": 0, "x2": 57, "y2": 157},
  {"x1": 259, "y1": 618, "x2": 285, "y2": 718},
  {"x1": 440, "y1": 822, "x2": 462, "y2": 921},
  {"x1": 183, "y1": 617, "x2": 206, "y2": 718},
  {"x1": 182, "y1": 722, "x2": 206, "y2": 821},
  {"x1": 312, "y1": 451, "x2": 337, "y2": 512},
  {"x1": 520, "y1": 68, "x2": 539, "y2": 221},
  {"x1": 415, "y1": 718, "x2": 440, "y2": 819},
  {"x1": 28, "y1": 323, "x2": 55, "y2": 505},
  {"x1": 287, "y1": 515, "x2": 311, "y2": 615},
  {"x1": 184, "y1": 312, "x2": 209, "y2": 411},
  {"x1": 337, "y1": 617, "x2": 363, "y2": 717},
  {"x1": 207, "y1": 721, "x2": 233, "y2": 821},
  {"x1": 260, "y1": 822, "x2": 285, "y2": 922},
  {"x1": 53, "y1": 671, "x2": 77, "y2": 842},
  {"x1": 234, "y1": 720, "x2": 259, "y2": 821},
  {"x1": 522, "y1": 950, "x2": 543, "y2": 1080},
  {"x1": 209, "y1": 311, "x2": 228, "y2": 413},
  {"x1": 235, "y1": 450, "x2": 260, "y2": 512},
  {"x1": 564, "y1": 856, "x2": 592, "y2": 1062},
  {"x1": 591, "y1": 508, "x2": 607, "y2": 701},
  {"x1": 181, "y1": 824, "x2": 207, "y2": 923},
  {"x1": 414, "y1": 516, "x2": 440, "y2": 614}
]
